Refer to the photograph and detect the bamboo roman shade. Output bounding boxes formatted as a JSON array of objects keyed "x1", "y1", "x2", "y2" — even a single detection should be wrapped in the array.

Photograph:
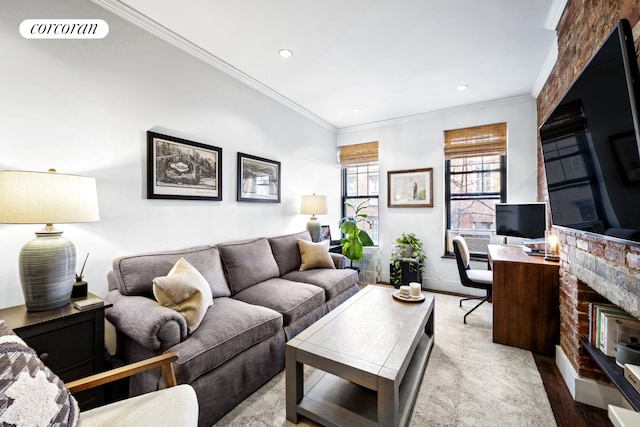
[
  {"x1": 338, "y1": 141, "x2": 378, "y2": 166},
  {"x1": 444, "y1": 123, "x2": 507, "y2": 159}
]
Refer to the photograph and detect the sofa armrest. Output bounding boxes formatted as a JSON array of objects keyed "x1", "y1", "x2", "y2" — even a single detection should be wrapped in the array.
[
  {"x1": 330, "y1": 253, "x2": 348, "y2": 269},
  {"x1": 105, "y1": 290, "x2": 188, "y2": 352}
]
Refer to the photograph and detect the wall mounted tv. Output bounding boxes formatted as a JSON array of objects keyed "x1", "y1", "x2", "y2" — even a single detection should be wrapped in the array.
[
  {"x1": 495, "y1": 203, "x2": 546, "y2": 239},
  {"x1": 540, "y1": 19, "x2": 640, "y2": 244}
]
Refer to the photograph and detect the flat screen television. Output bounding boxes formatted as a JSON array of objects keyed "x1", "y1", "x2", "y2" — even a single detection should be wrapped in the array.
[
  {"x1": 495, "y1": 203, "x2": 547, "y2": 239},
  {"x1": 540, "y1": 19, "x2": 640, "y2": 244}
]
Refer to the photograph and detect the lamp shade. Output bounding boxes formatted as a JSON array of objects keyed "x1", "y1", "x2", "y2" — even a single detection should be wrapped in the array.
[
  {"x1": 0, "y1": 170, "x2": 100, "y2": 224},
  {"x1": 300, "y1": 194, "x2": 327, "y2": 215},
  {"x1": 0, "y1": 169, "x2": 100, "y2": 311}
]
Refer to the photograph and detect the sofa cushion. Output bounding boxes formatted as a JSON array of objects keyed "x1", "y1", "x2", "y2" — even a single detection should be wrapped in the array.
[
  {"x1": 298, "y1": 239, "x2": 335, "y2": 271},
  {"x1": 232, "y1": 278, "x2": 325, "y2": 325},
  {"x1": 170, "y1": 298, "x2": 282, "y2": 384},
  {"x1": 153, "y1": 258, "x2": 214, "y2": 334},
  {"x1": 112, "y1": 246, "x2": 230, "y2": 298},
  {"x1": 283, "y1": 268, "x2": 358, "y2": 301},
  {"x1": 218, "y1": 238, "x2": 280, "y2": 294},
  {"x1": 268, "y1": 231, "x2": 311, "y2": 276}
]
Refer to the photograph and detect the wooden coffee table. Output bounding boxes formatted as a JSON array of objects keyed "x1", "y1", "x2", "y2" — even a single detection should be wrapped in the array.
[{"x1": 285, "y1": 285, "x2": 435, "y2": 426}]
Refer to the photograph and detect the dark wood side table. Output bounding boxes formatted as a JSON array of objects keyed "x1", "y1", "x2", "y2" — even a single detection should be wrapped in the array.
[
  {"x1": 0, "y1": 293, "x2": 111, "y2": 410},
  {"x1": 328, "y1": 243, "x2": 343, "y2": 254}
]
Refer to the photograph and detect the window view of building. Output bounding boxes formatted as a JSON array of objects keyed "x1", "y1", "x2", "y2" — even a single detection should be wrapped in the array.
[
  {"x1": 339, "y1": 142, "x2": 379, "y2": 245},
  {"x1": 444, "y1": 123, "x2": 507, "y2": 255},
  {"x1": 343, "y1": 163, "x2": 379, "y2": 244},
  {"x1": 448, "y1": 154, "x2": 503, "y2": 231}
]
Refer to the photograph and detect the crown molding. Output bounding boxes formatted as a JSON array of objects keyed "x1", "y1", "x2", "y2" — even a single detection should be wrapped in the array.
[
  {"x1": 531, "y1": 37, "x2": 558, "y2": 99},
  {"x1": 90, "y1": 0, "x2": 336, "y2": 132},
  {"x1": 337, "y1": 95, "x2": 535, "y2": 134},
  {"x1": 545, "y1": 0, "x2": 568, "y2": 30}
]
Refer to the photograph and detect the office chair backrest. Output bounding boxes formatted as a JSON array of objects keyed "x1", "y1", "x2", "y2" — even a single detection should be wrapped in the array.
[{"x1": 453, "y1": 236, "x2": 470, "y2": 270}]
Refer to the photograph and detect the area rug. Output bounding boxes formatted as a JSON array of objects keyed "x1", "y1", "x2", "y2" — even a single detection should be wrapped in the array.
[{"x1": 213, "y1": 292, "x2": 556, "y2": 426}]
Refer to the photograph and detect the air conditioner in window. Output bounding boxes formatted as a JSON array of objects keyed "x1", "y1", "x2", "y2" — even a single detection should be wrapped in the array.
[{"x1": 447, "y1": 230, "x2": 493, "y2": 255}]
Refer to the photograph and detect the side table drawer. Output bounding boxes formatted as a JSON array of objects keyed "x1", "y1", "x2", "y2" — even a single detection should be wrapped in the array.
[{"x1": 23, "y1": 318, "x2": 94, "y2": 374}]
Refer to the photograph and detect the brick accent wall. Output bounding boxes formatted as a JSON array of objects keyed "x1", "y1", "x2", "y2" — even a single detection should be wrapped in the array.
[{"x1": 536, "y1": 0, "x2": 640, "y2": 380}]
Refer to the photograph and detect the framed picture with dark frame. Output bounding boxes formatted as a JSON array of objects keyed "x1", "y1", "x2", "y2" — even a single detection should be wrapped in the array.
[
  {"x1": 387, "y1": 168, "x2": 433, "y2": 208},
  {"x1": 147, "y1": 131, "x2": 222, "y2": 200},
  {"x1": 321, "y1": 225, "x2": 332, "y2": 241},
  {"x1": 237, "y1": 152, "x2": 281, "y2": 203}
]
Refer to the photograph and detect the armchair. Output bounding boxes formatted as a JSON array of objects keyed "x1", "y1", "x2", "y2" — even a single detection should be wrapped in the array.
[{"x1": 0, "y1": 320, "x2": 198, "y2": 427}]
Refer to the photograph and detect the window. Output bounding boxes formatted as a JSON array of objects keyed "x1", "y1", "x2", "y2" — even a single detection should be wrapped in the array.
[
  {"x1": 444, "y1": 123, "x2": 507, "y2": 256},
  {"x1": 339, "y1": 142, "x2": 379, "y2": 245}
]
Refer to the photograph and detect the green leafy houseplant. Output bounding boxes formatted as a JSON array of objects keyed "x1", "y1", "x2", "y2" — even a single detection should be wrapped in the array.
[
  {"x1": 390, "y1": 232, "x2": 426, "y2": 286},
  {"x1": 339, "y1": 200, "x2": 374, "y2": 264}
]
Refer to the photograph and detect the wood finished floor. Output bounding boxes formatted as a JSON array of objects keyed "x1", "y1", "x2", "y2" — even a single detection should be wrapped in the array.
[{"x1": 534, "y1": 354, "x2": 613, "y2": 427}]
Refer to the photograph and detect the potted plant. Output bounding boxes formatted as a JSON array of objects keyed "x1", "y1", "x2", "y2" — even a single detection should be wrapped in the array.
[
  {"x1": 339, "y1": 200, "x2": 374, "y2": 266},
  {"x1": 390, "y1": 232, "x2": 426, "y2": 286}
]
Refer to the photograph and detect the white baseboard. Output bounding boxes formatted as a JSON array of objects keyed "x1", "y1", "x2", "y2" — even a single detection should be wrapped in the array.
[{"x1": 555, "y1": 345, "x2": 631, "y2": 410}]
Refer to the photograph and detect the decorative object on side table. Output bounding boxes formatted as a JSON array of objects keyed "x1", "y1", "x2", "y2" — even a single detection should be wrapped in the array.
[
  {"x1": 339, "y1": 200, "x2": 374, "y2": 266},
  {"x1": 544, "y1": 228, "x2": 560, "y2": 261},
  {"x1": 237, "y1": 152, "x2": 281, "y2": 203},
  {"x1": 390, "y1": 232, "x2": 426, "y2": 287},
  {"x1": 0, "y1": 169, "x2": 100, "y2": 311},
  {"x1": 300, "y1": 193, "x2": 327, "y2": 242},
  {"x1": 72, "y1": 253, "x2": 89, "y2": 298}
]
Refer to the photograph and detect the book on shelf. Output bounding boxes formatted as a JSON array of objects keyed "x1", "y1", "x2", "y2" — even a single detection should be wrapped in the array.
[
  {"x1": 600, "y1": 312, "x2": 640, "y2": 356},
  {"x1": 588, "y1": 302, "x2": 622, "y2": 347},
  {"x1": 624, "y1": 363, "x2": 640, "y2": 394}
]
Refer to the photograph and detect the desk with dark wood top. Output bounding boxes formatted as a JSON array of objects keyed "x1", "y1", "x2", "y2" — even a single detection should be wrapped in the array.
[{"x1": 488, "y1": 244, "x2": 560, "y2": 356}]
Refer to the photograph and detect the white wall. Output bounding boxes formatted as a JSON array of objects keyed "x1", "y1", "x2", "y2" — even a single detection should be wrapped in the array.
[
  {"x1": 337, "y1": 96, "x2": 539, "y2": 295},
  {"x1": 0, "y1": 0, "x2": 340, "y2": 308}
]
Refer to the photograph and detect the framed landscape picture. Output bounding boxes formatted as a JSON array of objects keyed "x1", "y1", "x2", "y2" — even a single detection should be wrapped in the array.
[
  {"x1": 387, "y1": 168, "x2": 433, "y2": 208},
  {"x1": 147, "y1": 131, "x2": 222, "y2": 200},
  {"x1": 237, "y1": 152, "x2": 281, "y2": 203}
]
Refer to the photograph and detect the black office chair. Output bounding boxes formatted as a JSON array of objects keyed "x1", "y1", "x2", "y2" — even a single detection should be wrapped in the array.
[{"x1": 452, "y1": 236, "x2": 493, "y2": 324}]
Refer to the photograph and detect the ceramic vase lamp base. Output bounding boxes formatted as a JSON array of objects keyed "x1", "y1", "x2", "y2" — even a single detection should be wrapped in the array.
[{"x1": 19, "y1": 225, "x2": 76, "y2": 312}]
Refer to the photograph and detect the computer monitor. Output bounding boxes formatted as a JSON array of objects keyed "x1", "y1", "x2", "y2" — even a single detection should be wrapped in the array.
[{"x1": 495, "y1": 203, "x2": 546, "y2": 239}]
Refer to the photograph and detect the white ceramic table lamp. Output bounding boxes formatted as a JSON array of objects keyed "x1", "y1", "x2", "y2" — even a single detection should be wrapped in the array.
[
  {"x1": 0, "y1": 169, "x2": 100, "y2": 311},
  {"x1": 300, "y1": 194, "x2": 327, "y2": 242}
]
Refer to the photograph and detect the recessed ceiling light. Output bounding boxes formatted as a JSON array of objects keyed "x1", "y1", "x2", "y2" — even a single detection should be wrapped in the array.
[
  {"x1": 352, "y1": 108, "x2": 361, "y2": 113},
  {"x1": 457, "y1": 84, "x2": 469, "y2": 91},
  {"x1": 279, "y1": 49, "x2": 293, "y2": 58}
]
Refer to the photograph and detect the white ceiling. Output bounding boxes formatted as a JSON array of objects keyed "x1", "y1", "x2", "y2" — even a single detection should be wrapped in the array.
[{"x1": 103, "y1": 0, "x2": 558, "y2": 129}]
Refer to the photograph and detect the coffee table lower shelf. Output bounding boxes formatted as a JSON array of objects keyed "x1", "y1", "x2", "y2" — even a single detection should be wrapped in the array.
[{"x1": 295, "y1": 332, "x2": 434, "y2": 426}]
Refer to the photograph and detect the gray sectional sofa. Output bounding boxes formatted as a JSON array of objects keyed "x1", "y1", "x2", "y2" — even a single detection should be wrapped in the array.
[{"x1": 104, "y1": 230, "x2": 359, "y2": 426}]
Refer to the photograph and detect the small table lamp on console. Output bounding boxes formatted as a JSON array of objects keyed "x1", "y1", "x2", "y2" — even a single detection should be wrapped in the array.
[
  {"x1": 545, "y1": 228, "x2": 560, "y2": 261},
  {"x1": 301, "y1": 194, "x2": 327, "y2": 242},
  {"x1": 0, "y1": 169, "x2": 100, "y2": 311}
]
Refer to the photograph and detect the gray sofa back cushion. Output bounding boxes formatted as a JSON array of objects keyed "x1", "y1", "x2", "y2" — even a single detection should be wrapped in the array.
[
  {"x1": 112, "y1": 246, "x2": 231, "y2": 298},
  {"x1": 218, "y1": 238, "x2": 280, "y2": 294},
  {"x1": 268, "y1": 231, "x2": 311, "y2": 276}
]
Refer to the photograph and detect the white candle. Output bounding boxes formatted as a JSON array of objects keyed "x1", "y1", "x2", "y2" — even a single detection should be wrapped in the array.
[{"x1": 410, "y1": 282, "x2": 421, "y2": 297}]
